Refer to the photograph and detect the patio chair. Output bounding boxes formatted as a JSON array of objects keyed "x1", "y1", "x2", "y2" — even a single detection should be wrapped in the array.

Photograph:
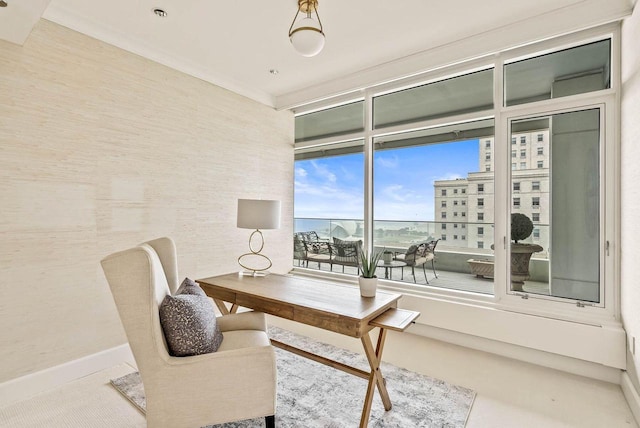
[
  {"x1": 304, "y1": 240, "x2": 332, "y2": 269},
  {"x1": 293, "y1": 233, "x2": 308, "y2": 267},
  {"x1": 331, "y1": 237, "x2": 363, "y2": 274},
  {"x1": 394, "y1": 239, "x2": 440, "y2": 284}
]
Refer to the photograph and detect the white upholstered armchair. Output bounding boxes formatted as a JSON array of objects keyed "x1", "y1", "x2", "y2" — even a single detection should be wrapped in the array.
[{"x1": 101, "y1": 237, "x2": 277, "y2": 428}]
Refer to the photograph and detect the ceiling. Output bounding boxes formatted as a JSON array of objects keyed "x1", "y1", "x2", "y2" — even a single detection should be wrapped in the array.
[{"x1": 0, "y1": 0, "x2": 634, "y2": 109}]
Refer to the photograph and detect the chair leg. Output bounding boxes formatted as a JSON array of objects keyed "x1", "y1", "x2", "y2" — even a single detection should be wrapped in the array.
[
  {"x1": 411, "y1": 266, "x2": 416, "y2": 283},
  {"x1": 431, "y1": 259, "x2": 438, "y2": 278},
  {"x1": 265, "y1": 415, "x2": 275, "y2": 428},
  {"x1": 423, "y1": 264, "x2": 429, "y2": 284}
]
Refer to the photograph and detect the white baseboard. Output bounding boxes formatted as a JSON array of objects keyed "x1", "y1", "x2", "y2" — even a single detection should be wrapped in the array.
[
  {"x1": 622, "y1": 372, "x2": 640, "y2": 425},
  {"x1": 0, "y1": 343, "x2": 135, "y2": 409}
]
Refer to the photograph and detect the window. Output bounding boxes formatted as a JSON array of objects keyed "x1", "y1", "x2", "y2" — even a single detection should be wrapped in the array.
[
  {"x1": 441, "y1": 235, "x2": 447, "y2": 241},
  {"x1": 533, "y1": 228, "x2": 540, "y2": 238},
  {"x1": 520, "y1": 149, "x2": 526, "y2": 158},
  {"x1": 537, "y1": 147, "x2": 544, "y2": 155},
  {"x1": 511, "y1": 137, "x2": 516, "y2": 145},
  {"x1": 532, "y1": 213, "x2": 540, "y2": 222},
  {"x1": 537, "y1": 160, "x2": 544, "y2": 168},
  {"x1": 461, "y1": 212, "x2": 466, "y2": 217},
  {"x1": 513, "y1": 197, "x2": 520, "y2": 208},
  {"x1": 454, "y1": 189, "x2": 458, "y2": 194},
  {"x1": 520, "y1": 136, "x2": 526, "y2": 144},
  {"x1": 454, "y1": 235, "x2": 458, "y2": 240},
  {"x1": 462, "y1": 235, "x2": 466, "y2": 240},
  {"x1": 462, "y1": 189, "x2": 466, "y2": 194},
  {"x1": 478, "y1": 212, "x2": 484, "y2": 221},
  {"x1": 454, "y1": 223, "x2": 458, "y2": 228},
  {"x1": 485, "y1": 165, "x2": 491, "y2": 172},
  {"x1": 532, "y1": 197, "x2": 540, "y2": 207},
  {"x1": 478, "y1": 198, "x2": 484, "y2": 207},
  {"x1": 485, "y1": 140, "x2": 491, "y2": 148},
  {"x1": 513, "y1": 182, "x2": 520, "y2": 191},
  {"x1": 477, "y1": 241, "x2": 484, "y2": 249},
  {"x1": 441, "y1": 201, "x2": 447, "y2": 207},
  {"x1": 520, "y1": 162, "x2": 526, "y2": 169},
  {"x1": 441, "y1": 189, "x2": 447, "y2": 196},
  {"x1": 462, "y1": 224, "x2": 466, "y2": 229},
  {"x1": 485, "y1": 153, "x2": 491, "y2": 160},
  {"x1": 295, "y1": 101, "x2": 364, "y2": 142},
  {"x1": 537, "y1": 134, "x2": 544, "y2": 142},
  {"x1": 462, "y1": 200, "x2": 466, "y2": 206},
  {"x1": 512, "y1": 150, "x2": 517, "y2": 158},
  {"x1": 478, "y1": 184, "x2": 484, "y2": 193},
  {"x1": 454, "y1": 212, "x2": 458, "y2": 217},
  {"x1": 478, "y1": 227, "x2": 484, "y2": 235},
  {"x1": 441, "y1": 212, "x2": 447, "y2": 218},
  {"x1": 532, "y1": 181, "x2": 540, "y2": 191},
  {"x1": 442, "y1": 223, "x2": 447, "y2": 230},
  {"x1": 512, "y1": 163, "x2": 516, "y2": 170},
  {"x1": 454, "y1": 200, "x2": 458, "y2": 206}
]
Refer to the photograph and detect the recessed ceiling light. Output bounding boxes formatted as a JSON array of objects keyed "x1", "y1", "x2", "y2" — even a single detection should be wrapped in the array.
[
  {"x1": 153, "y1": 8, "x2": 167, "y2": 17},
  {"x1": 0, "y1": 1, "x2": 8, "y2": 7},
  {"x1": 269, "y1": 69, "x2": 279, "y2": 75}
]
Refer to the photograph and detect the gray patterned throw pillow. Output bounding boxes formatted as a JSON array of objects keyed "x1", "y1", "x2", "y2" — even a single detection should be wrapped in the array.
[
  {"x1": 159, "y1": 287, "x2": 223, "y2": 357},
  {"x1": 176, "y1": 277, "x2": 206, "y2": 297}
]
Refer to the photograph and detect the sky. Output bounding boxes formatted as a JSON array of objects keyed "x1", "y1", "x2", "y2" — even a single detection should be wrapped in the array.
[{"x1": 294, "y1": 139, "x2": 480, "y2": 222}]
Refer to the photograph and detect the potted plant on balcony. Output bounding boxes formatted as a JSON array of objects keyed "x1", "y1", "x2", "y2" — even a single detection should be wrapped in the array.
[
  {"x1": 510, "y1": 213, "x2": 543, "y2": 291},
  {"x1": 359, "y1": 249, "x2": 382, "y2": 297}
]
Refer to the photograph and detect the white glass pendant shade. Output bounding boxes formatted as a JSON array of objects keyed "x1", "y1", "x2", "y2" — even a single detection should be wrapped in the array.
[{"x1": 290, "y1": 17, "x2": 325, "y2": 57}]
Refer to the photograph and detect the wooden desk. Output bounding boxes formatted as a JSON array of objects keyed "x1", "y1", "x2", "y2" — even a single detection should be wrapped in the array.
[{"x1": 197, "y1": 273, "x2": 420, "y2": 428}]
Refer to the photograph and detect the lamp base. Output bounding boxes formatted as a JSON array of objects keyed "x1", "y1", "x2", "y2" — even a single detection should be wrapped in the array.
[{"x1": 239, "y1": 270, "x2": 270, "y2": 277}]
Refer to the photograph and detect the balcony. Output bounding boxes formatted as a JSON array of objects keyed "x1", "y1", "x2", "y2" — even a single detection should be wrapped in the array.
[{"x1": 294, "y1": 217, "x2": 550, "y2": 296}]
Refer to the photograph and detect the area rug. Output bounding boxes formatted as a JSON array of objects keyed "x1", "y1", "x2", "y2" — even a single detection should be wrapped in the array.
[{"x1": 111, "y1": 326, "x2": 475, "y2": 427}]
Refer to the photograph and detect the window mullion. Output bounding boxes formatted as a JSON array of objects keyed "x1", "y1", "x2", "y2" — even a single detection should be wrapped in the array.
[{"x1": 363, "y1": 90, "x2": 374, "y2": 254}]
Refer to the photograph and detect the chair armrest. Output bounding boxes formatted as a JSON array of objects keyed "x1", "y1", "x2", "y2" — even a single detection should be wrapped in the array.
[{"x1": 217, "y1": 311, "x2": 267, "y2": 332}]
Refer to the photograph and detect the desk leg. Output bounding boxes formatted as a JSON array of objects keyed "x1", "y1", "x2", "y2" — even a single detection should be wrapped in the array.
[
  {"x1": 213, "y1": 299, "x2": 239, "y2": 315},
  {"x1": 359, "y1": 328, "x2": 391, "y2": 427}
]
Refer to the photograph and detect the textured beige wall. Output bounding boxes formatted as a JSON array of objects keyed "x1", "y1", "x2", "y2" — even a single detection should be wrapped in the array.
[
  {"x1": 0, "y1": 20, "x2": 293, "y2": 383},
  {"x1": 621, "y1": 5, "x2": 640, "y2": 392}
]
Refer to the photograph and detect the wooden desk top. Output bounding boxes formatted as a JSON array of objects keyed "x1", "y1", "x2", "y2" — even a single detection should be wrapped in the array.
[{"x1": 197, "y1": 273, "x2": 402, "y2": 338}]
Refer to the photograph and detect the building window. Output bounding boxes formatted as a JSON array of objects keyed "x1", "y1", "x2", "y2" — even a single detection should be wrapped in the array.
[
  {"x1": 485, "y1": 140, "x2": 491, "y2": 148},
  {"x1": 532, "y1": 213, "x2": 540, "y2": 222},
  {"x1": 478, "y1": 241, "x2": 484, "y2": 249},
  {"x1": 537, "y1": 134, "x2": 544, "y2": 142},
  {"x1": 478, "y1": 227, "x2": 484, "y2": 235},
  {"x1": 513, "y1": 182, "x2": 520, "y2": 191},
  {"x1": 442, "y1": 223, "x2": 447, "y2": 230},
  {"x1": 454, "y1": 212, "x2": 458, "y2": 217},
  {"x1": 454, "y1": 188, "x2": 458, "y2": 194},
  {"x1": 485, "y1": 153, "x2": 491, "y2": 160},
  {"x1": 520, "y1": 161, "x2": 526, "y2": 169},
  {"x1": 533, "y1": 228, "x2": 540, "y2": 238},
  {"x1": 511, "y1": 137, "x2": 516, "y2": 145},
  {"x1": 520, "y1": 149, "x2": 526, "y2": 158},
  {"x1": 478, "y1": 212, "x2": 484, "y2": 221},
  {"x1": 461, "y1": 212, "x2": 466, "y2": 217},
  {"x1": 441, "y1": 189, "x2": 447, "y2": 196},
  {"x1": 441, "y1": 201, "x2": 447, "y2": 207},
  {"x1": 462, "y1": 235, "x2": 466, "y2": 240},
  {"x1": 453, "y1": 235, "x2": 458, "y2": 240},
  {"x1": 478, "y1": 198, "x2": 484, "y2": 207},
  {"x1": 462, "y1": 224, "x2": 466, "y2": 229},
  {"x1": 454, "y1": 223, "x2": 458, "y2": 228},
  {"x1": 478, "y1": 184, "x2": 484, "y2": 193},
  {"x1": 520, "y1": 136, "x2": 526, "y2": 145},
  {"x1": 532, "y1": 197, "x2": 540, "y2": 208},
  {"x1": 512, "y1": 163, "x2": 516, "y2": 170},
  {"x1": 454, "y1": 200, "x2": 458, "y2": 206},
  {"x1": 537, "y1": 160, "x2": 544, "y2": 168},
  {"x1": 462, "y1": 200, "x2": 466, "y2": 206},
  {"x1": 532, "y1": 181, "x2": 540, "y2": 191},
  {"x1": 441, "y1": 235, "x2": 447, "y2": 241},
  {"x1": 512, "y1": 150, "x2": 517, "y2": 158},
  {"x1": 461, "y1": 189, "x2": 466, "y2": 194},
  {"x1": 513, "y1": 197, "x2": 520, "y2": 208},
  {"x1": 537, "y1": 147, "x2": 544, "y2": 155},
  {"x1": 485, "y1": 165, "x2": 491, "y2": 172},
  {"x1": 441, "y1": 212, "x2": 447, "y2": 218}
]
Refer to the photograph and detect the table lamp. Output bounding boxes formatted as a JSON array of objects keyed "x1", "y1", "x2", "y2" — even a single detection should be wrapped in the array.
[{"x1": 237, "y1": 199, "x2": 281, "y2": 276}]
